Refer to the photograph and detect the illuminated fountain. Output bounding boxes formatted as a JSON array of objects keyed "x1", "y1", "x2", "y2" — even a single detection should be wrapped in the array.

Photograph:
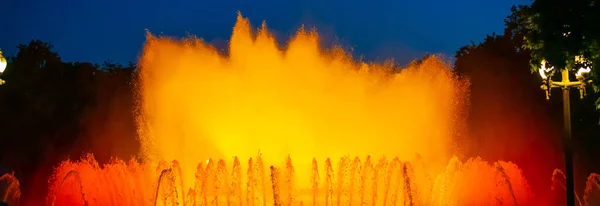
[
  {"x1": 584, "y1": 173, "x2": 600, "y2": 205},
  {"x1": 0, "y1": 173, "x2": 21, "y2": 205},
  {"x1": 48, "y1": 154, "x2": 532, "y2": 205},
  {"x1": 38, "y1": 13, "x2": 581, "y2": 205}
]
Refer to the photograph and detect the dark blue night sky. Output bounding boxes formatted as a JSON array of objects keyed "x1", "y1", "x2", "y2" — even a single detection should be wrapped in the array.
[{"x1": 2, "y1": 0, "x2": 530, "y2": 65}]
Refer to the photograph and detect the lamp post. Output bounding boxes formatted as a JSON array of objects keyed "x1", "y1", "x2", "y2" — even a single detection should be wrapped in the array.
[
  {"x1": 0, "y1": 49, "x2": 7, "y2": 85},
  {"x1": 539, "y1": 56, "x2": 592, "y2": 206}
]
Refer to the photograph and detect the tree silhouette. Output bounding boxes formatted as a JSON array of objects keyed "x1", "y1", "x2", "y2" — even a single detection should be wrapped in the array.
[
  {"x1": 454, "y1": 5, "x2": 600, "y2": 202},
  {"x1": 0, "y1": 40, "x2": 138, "y2": 203},
  {"x1": 523, "y1": 0, "x2": 600, "y2": 107}
]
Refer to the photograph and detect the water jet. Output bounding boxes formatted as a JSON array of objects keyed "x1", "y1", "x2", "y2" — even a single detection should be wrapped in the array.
[{"x1": 44, "y1": 13, "x2": 538, "y2": 205}]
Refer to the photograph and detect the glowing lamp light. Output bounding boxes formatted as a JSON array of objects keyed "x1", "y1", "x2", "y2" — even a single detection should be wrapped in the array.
[
  {"x1": 576, "y1": 66, "x2": 592, "y2": 78},
  {"x1": 539, "y1": 59, "x2": 554, "y2": 80},
  {"x1": 0, "y1": 50, "x2": 6, "y2": 85},
  {"x1": 0, "y1": 50, "x2": 6, "y2": 74},
  {"x1": 575, "y1": 55, "x2": 592, "y2": 79}
]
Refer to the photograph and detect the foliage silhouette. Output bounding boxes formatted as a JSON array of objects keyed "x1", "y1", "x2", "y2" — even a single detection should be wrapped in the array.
[
  {"x1": 523, "y1": 0, "x2": 600, "y2": 109},
  {"x1": 0, "y1": 40, "x2": 138, "y2": 204},
  {"x1": 454, "y1": 5, "x2": 600, "y2": 202}
]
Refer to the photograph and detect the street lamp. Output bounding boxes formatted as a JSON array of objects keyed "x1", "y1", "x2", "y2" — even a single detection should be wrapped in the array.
[
  {"x1": 539, "y1": 56, "x2": 592, "y2": 206},
  {"x1": 0, "y1": 49, "x2": 7, "y2": 85}
]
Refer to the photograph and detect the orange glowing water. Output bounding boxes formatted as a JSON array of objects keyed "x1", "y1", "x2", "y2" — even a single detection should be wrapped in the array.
[
  {"x1": 48, "y1": 154, "x2": 534, "y2": 205},
  {"x1": 136, "y1": 12, "x2": 467, "y2": 192},
  {"x1": 45, "y1": 13, "x2": 540, "y2": 205}
]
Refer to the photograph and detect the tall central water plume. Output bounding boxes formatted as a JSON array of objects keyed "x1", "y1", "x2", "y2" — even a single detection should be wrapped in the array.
[
  {"x1": 136, "y1": 13, "x2": 468, "y2": 191},
  {"x1": 45, "y1": 13, "x2": 544, "y2": 206}
]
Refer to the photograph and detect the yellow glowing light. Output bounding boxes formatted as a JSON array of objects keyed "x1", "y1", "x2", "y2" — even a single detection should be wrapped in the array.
[
  {"x1": 0, "y1": 50, "x2": 7, "y2": 74},
  {"x1": 576, "y1": 66, "x2": 591, "y2": 78},
  {"x1": 574, "y1": 55, "x2": 592, "y2": 79},
  {"x1": 575, "y1": 55, "x2": 584, "y2": 64},
  {"x1": 48, "y1": 13, "x2": 536, "y2": 205},
  {"x1": 539, "y1": 59, "x2": 553, "y2": 80},
  {"x1": 136, "y1": 13, "x2": 468, "y2": 190}
]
